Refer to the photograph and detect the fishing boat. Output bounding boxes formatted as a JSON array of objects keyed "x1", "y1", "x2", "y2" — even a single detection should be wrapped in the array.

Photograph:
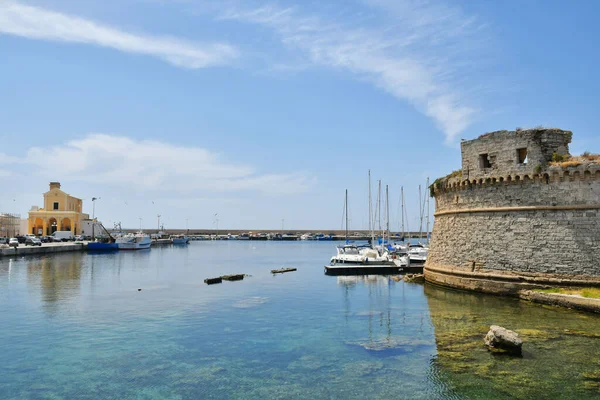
[
  {"x1": 87, "y1": 223, "x2": 119, "y2": 252},
  {"x1": 117, "y1": 232, "x2": 152, "y2": 250},
  {"x1": 171, "y1": 235, "x2": 190, "y2": 245}
]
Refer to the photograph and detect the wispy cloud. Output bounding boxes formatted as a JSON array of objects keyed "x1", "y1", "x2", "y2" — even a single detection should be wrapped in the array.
[
  {"x1": 9, "y1": 134, "x2": 313, "y2": 195},
  {"x1": 218, "y1": 0, "x2": 486, "y2": 143},
  {"x1": 0, "y1": 1, "x2": 238, "y2": 69}
]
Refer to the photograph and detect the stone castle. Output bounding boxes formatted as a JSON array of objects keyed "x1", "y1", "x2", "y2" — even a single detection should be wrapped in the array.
[{"x1": 425, "y1": 128, "x2": 600, "y2": 294}]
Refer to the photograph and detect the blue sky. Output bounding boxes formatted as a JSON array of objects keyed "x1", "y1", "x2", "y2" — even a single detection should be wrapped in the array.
[{"x1": 1, "y1": 0, "x2": 599, "y2": 231}]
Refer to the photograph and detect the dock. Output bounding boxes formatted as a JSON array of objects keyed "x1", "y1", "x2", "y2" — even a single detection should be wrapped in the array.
[
  {"x1": 324, "y1": 264, "x2": 401, "y2": 276},
  {"x1": 151, "y1": 239, "x2": 173, "y2": 246}
]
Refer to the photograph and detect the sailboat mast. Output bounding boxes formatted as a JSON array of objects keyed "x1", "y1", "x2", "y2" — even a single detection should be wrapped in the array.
[
  {"x1": 368, "y1": 170, "x2": 374, "y2": 245},
  {"x1": 345, "y1": 189, "x2": 349, "y2": 242},
  {"x1": 401, "y1": 186, "x2": 405, "y2": 241},
  {"x1": 386, "y1": 185, "x2": 390, "y2": 243},
  {"x1": 378, "y1": 180, "x2": 382, "y2": 235},
  {"x1": 418, "y1": 185, "x2": 423, "y2": 242},
  {"x1": 425, "y1": 177, "x2": 429, "y2": 241}
]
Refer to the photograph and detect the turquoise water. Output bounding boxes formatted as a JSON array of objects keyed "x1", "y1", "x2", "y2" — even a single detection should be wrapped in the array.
[{"x1": 1, "y1": 241, "x2": 600, "y2": 399}]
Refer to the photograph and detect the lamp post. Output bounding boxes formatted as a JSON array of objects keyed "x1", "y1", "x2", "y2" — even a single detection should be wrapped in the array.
[
  {"x1": 214, "y1": 213, "x2": 219, "y2": 240},
  {"x1": 157, "y1": 214, "x2": 161, "y2": 233},
  {"x1": 186, "y1": 218, "x2": 189, "y2": 234},
  {"x1": 92, "y1": 197, "x2": 100, "y2": 240},
  {"x1": 139, "y1": 217, "x2": 143, "y2": 231}
]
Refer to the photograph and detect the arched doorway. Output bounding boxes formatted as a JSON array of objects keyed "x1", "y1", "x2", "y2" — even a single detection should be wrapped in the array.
[
  {"x1": 48, "y1": 218, "x2": 58, "y2": 235},
  {"x1": 62, "y1": 218, "x2": 72, "y2": 232},
  {"x1": 33, "y1": 218, "x2": 44, "y2": 235}
]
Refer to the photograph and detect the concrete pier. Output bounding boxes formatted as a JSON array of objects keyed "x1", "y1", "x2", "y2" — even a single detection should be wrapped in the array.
[{"x1": 0, "y1": 242, "x2": 87, "y2": 257}]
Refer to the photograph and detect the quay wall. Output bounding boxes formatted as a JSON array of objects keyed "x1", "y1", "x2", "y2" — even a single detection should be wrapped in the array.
[
  {"x1": 426, "y1": 163, "x2": 600, "y2": 290},
  {"x1": 0, "y1": 243, "x2": 85, "y2": 258}
]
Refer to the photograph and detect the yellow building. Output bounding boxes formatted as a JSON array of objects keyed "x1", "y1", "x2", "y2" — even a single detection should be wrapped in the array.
[{"x1": 27, "y1": 182, "x2": 90, "y2": 236}]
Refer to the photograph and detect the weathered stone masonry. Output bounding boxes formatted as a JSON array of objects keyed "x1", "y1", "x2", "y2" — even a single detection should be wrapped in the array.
[{"x1": 425, "y1": 128, "x2": 600, "y2": 294}]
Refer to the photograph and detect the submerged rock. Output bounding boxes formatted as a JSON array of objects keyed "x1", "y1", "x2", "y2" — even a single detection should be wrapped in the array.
[
  {"x1": 484, "y1": 325, "x2": 523, "y2": 354},
  {"x1": 346, "y1": 337, "x2": 430, "y2": 352},
  {"x1": 232, "y1": 297, "x2": 269, "y2": 308},
  {"x1": 403, "y1": 274, "x2": 425, "y2": 284}
]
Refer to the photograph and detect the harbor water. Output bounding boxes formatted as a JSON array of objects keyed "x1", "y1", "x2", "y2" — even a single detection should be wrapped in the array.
[{"x1": 2, "y1": 241, "x2": 600, "y2": 399}]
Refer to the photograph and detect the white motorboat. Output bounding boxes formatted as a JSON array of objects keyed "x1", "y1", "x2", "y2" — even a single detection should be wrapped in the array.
[
  {"x1": 330, "y1": 245, "x2": 367, "y2": 264},
  {"x1": 171, "y1": 235, "x2": 190, "y2": 245},
  {"x1": 117, "y1": 232, "x2": 152, "y2": 250},
  {"x1": 330, "y1": 244, "x2": 394, "y2": 265},
  {"x1": 408, "y1": 244, "x2": 428, "y2": 264}
]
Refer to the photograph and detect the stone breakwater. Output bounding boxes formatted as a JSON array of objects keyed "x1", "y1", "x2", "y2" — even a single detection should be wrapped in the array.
[{"x1": 425, "y1": 128, "x2": 600, "y2": 295}]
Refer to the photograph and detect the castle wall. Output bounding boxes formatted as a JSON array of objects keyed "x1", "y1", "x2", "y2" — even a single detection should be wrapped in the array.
[{"x1": 427, "y1": 169, "x2": 600, "y2": 281}]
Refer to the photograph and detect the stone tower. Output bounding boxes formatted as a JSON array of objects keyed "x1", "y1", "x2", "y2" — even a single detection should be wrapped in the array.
[{"x1": 425, "y1": 128, "x2": 600, "y2": 294}]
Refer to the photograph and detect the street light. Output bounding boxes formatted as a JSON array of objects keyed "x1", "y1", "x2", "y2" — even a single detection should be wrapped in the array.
[
  {"x1": 214, "y1": 213, "x2": 219, "y2": 240},
  {"x1": 157, "y1": 214, "x2": 161, "y2": 233},
  {"x1": 92, "y1": 197, "x2": 100, "y2": 240}
]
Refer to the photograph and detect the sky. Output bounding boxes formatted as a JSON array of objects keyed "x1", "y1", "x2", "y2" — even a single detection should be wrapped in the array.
[{"x1": 1, "y1": 0, "x2": 600, "y2": 231}]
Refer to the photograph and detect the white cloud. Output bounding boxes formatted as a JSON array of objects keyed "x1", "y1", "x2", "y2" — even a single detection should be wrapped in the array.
[
  {"x1": 13, "y1": 134, "x2": 313, "y2": 195},
  {"x1": 0, "y1": 1, "x2": 238, "y2": 69},
  {"x1": 218, "y1": 0, "x2": 485, "y2": 143}
]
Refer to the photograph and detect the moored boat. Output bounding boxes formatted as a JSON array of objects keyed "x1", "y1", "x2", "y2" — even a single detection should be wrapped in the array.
[
  {"x1": 408, "y1": 244, "x2": 428, "y2": 265},
  {"x1": 87, "y1": 242, "x2": 119, "y2": 251},
  {"x1": 171, "y1": 235, "x2": 190, "y2": 245},
  {"x1": 117, "y1": 232, "x2": 151, "y2": 250}
]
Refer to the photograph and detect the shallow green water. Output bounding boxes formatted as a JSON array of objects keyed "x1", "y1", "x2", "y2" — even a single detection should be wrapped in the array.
[{"x1": 1, "y1": 241, "x2": 599, "y2": 399}]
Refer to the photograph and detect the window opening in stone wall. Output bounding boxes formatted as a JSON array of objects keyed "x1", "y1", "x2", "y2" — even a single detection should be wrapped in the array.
[
  {"x1": 517, "y1": 148, "x2": 528, "y2": 164},
  {"x1": 53, "y1": 202, "x2": 59, "y2": 210},
  {"x1": 479, "y1": 154, "x2": 492, "y2": 169}
]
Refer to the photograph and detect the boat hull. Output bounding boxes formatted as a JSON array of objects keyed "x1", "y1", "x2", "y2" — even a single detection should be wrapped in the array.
[
  {"x1": 118, "y1": 243, "x2": 151, "y2": 250},
  {"x1": 87, "y1": 242, "x2": 118, "y2": 252},
  {"x1": 324, "y1": 264, "x2": 400, "y2": 276},
  {"x1": 116, "y1": 232, "x2": 152, "y2": 250}
]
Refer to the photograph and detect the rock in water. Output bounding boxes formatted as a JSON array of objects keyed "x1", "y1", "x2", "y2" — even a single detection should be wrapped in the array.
[
  {"x1": 404, "y1": 274, "x2": 425, "y2": 283},
  {"x1": 484, "y1": 325, "x2": 523, "y2": 354}
]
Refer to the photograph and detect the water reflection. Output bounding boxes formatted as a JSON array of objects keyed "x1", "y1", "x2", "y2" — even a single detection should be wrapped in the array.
[{"x1": 23, "y1": 253, "x2": 84, "y2": 313}]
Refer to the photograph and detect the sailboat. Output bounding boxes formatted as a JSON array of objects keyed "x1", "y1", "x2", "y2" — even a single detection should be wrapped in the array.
[
  {"x1": 326, "y1": 176, "x2": 399, "y2": 275},
  {"x1": 329, "y1": 190, "x2": 369, "y2": 265},
  {"x1": 407, "y1": 180, "x2": 429, "y2": 266}
]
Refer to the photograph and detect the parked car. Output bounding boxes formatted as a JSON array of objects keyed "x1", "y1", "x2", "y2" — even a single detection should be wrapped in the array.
[
  {"x1": 40, "y1": 236, "x2": 50, "y2": 243},
  {"x1": 16, "y1": 236, "x2": 26, "y2": 244},
  {"x1": 74, "y1": 235, "x2": 84, "y2": 241},
  {"x1": 0, "y1": 237, "x2": 8, "y2": 245},
  {"x1": 8, "y1": 238, "x2": 19, "y2": 248},
  {"x1": 25, "y1": 237, "x2": 42, "y2": 246}
]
